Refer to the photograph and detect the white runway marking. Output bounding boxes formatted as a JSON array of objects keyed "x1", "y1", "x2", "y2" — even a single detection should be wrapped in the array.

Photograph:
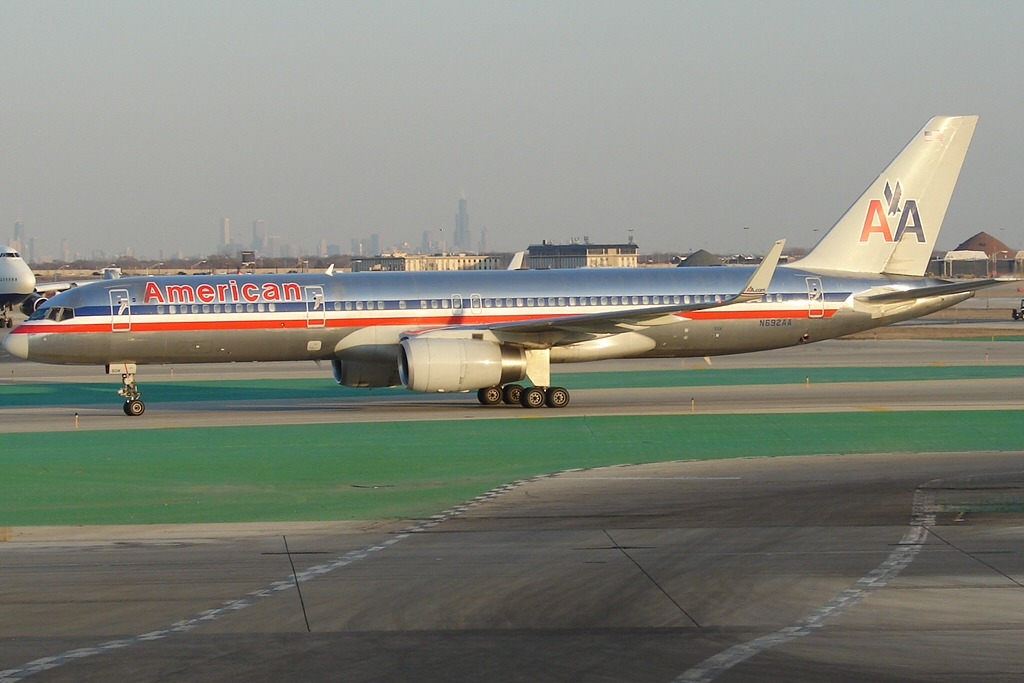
[
  {"x1": 0, "y1": 471, "x2": 573, "y2": 682},
  {"x1": 673, "y1": 480, "x2": 939, "y2": 683}
]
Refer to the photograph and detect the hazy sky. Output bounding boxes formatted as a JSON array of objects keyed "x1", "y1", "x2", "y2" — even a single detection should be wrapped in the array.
[{"x1": 2, "y1": 1, "x2": 1022, "y2": 259}]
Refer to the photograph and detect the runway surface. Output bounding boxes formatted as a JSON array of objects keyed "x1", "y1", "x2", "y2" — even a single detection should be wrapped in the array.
[
  {"x1": 3, "y1": 337, "x2": 1023, "y2": 681},
  {"x1": 1, "y1": 338, "x2": 1023, "y2": 432},
  {"x1": 3, "y1": 451, "x2": 1023, "y2": 682}
]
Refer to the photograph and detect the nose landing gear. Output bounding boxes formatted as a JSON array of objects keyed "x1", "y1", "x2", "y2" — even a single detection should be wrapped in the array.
[{"x1": 108, "y1": 363, "x2": 145, "y2": 416}]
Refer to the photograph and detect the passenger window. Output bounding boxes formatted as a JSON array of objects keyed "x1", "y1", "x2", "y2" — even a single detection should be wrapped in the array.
[
  {"x1": 673, "y1": 295, "x2": 680, "y2": 304},
  {"x1": 442, "y1": 299, "x2": 450, "y2": 309},
  {"x1": 366, "y1": 301, "x2": 374, "y2": 310},
  {"x1": 246, "y1": 303, "x2": 254, "y2": 313},
  {"x1": 494, "y1": 298, "x2": 503, "y2": 308},
  {"x1": 569, "y1": 297, "x2": 576, "y2": 306},
  {"x1": 611, "y1": 297, "x2": 619, "y2": 305},
  {"x1": 269, "y1": 303, "x2": 276, "y2": 312},
  {"x1": 356, "y1": 301, "x2": 364, "y2": 310},
  {"x1": 538, "y1": 298, "x2": 546, "y2": 307},
  {"x1": 600, "y1": 297, "x2": 608, "y2": 306},
  {"x1": 213, "y1": 304, "x2": 222, "y2": 313},
  {"x1": 256, "y1": 304, "x2": 264, "y2": 313},
  {"x1": 527, "y1": 298, "x2": 535, "y2": 306},
  {"x1": 683, "y1": 295, "x2": 690, "y2": 304},
  {"x1": 631, "y1": 296, "x2": 639, "y2": 305},
  {"x1": 431, "y1": 300, "x2": 439, "y2": 309},
  {"x1": 516, "y1": 298, "x2": 524, "y2": 307},
  {"x1": 378, "y1": 301, "x2": 385, "y2": 310},
  {"x1": 157, "y1": 305, "x2": 165, "y2": 314},
  {"x1": 345, "y1": 301, "x2": 353, "y2": 310},
  {"x1": 558, "y1": 297, "x2": 566, "y2": 306},
  {"x1": 203, "y1": 304, "x2": 211, "y2": 313},
  {"x1": 399, "y1": 300, "x2": 407, "y2": 310},
  {"x1": 653, "y1": 296, "x2": 660, "y2": 304},
  {"x1": 642, "y1": 296, "x2": 649, "y2": 305},
  {"x1": 483, "y1": 299, "x2": 492, "y2": 307},
  {"x1": 191, "y1": 305, "x2": 199, "y2": 314},
  {"x1": 420, "y1": 300, "x2": 427, "y2": 309}
]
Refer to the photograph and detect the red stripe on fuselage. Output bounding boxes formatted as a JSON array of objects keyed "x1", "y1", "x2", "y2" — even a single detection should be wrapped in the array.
[{"x1": 10, "y1": 307, "x2": 838, "y2": 336}]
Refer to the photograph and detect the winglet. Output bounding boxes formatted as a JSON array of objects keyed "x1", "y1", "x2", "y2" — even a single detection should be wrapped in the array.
[
  {"x1": 325, "y1": 263, "x2": 335, "y2": 276},
  {"x1": 507, "y1": 251, "x2": 526, "y2": 270},
  {"x1": 737, "y1": 239, "x2": 785, "y2": 302}
]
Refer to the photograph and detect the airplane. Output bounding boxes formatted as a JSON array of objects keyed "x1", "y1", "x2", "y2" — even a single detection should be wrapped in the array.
[
  {"x1": 0, "y1": 247, "x2": 123, "y2": 328},
  {"x1": 3, "y1": 115, "x2": 999, "y2": 416},
  {"x1": 0, "y1": 246, "x2": 37, "y2": 328}
]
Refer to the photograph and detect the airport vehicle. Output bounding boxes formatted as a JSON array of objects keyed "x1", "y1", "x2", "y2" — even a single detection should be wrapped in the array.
[
  {"x1": 3, "y1": 116, "x2": 997, "y2": 415},
  {"x1": 0, "y1": 246, "x2": 37, "y2": 328}
]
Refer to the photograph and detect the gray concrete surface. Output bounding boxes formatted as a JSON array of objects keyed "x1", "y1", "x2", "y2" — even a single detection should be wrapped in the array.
[
  {"x1": 2, "y1": 452, "x2": 1022, "y2": 682},
  {"x1": 1, "y1": 376, "x2": 1022, "y2": 433}
]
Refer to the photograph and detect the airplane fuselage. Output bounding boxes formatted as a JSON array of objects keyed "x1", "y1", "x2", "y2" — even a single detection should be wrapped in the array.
[{"x1": 7, "y1": 266, "x2": 969, "y2": 367}]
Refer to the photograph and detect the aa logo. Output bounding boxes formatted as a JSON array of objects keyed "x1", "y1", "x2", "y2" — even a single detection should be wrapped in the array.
[{"x1": 859, "y1": 180, "x2": 925, "y2": 243}]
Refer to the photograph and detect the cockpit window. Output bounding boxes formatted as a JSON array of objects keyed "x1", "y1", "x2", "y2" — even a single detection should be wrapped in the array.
[
  {"x1": 28, "y1": 307, "x2": 49, "y2": 320},
  {"x1": 42, "y1": 307, "x2": 75, "y2": 322},
  {"x1": 0, "y1": 252, "x2": 18, "y2": 258}
]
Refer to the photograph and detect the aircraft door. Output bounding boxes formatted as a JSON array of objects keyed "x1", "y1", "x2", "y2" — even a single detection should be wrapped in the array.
[
  {"x1": 470, "y1": 294, "x2": 482, "y2": 315},
  {"x1": 110, "y1": 288, "x2": 131, "y2": 332},
  {"x1": 305, "y1": 286, "x2": 326, "y2": 328},
  {"x1": 805, "y1": 277, "x2": 824, "y2": 319},
  {"x1": 452, "y1": 294, "x2": 464, "y2": 315}
]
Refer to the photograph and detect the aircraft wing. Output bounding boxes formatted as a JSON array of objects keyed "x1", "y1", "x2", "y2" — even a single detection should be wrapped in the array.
[
  {"x1": 418, "y1": 240, "x2": 785, "y2": 345},
  {"x1": 33, "y1": 282, "x2": 79, "y2": 295},
  {"x1": 856, "y1": 278, "x2": 1002, "y2": 303}
]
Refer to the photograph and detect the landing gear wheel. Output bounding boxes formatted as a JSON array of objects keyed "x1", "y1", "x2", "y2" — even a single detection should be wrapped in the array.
[
  {"x1": 520, "y1": 386, "x2": 546, "y2": 409},
  {"x1": 124, "y1": 399, "x2": 146, "y2": 416},
  {"x1": 477, "y1": 386, "x2": 503, "y2": 405},
  {"x1": 545, "y1": 386, "x2": 570, "y2": 408},
  {"x1": 502, "y1": 384, "x2": 523, "y2": 405}
]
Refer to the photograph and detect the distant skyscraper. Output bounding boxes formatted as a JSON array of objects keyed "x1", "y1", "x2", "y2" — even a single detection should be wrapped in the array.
[
  {"x1": 454, "y1": 195, "x2": 470, "y2": 252},
  {"x1": 421, "y1": 231, "x2": 431, "y2": 254},
  {"x1": 28, "y1": 237, "x2": 36, "y2": 263},
  {"x1": 221, "y1": 218, "x2": 231, "y2": 247},
  {"x1": 252, "y1": 220, "x2": 266, "y2": 252},
  {"x1": 60, "y1": 239, "x2": 70, "y2": 263},
  {"x1": 316, "y1": 239, "x2": 327, "y2": 257},
  {"x1": 479, "y1": 226, "x2": 490, "y2": 254},
  {"x1": 370, "y1": 233, "x2": 381, "y2": 256},
  {"x1": 267, "y1": 236, "x2": 281, "y2": 259}
]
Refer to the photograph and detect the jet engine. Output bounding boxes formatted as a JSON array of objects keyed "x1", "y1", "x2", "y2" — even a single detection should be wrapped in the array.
[
  {"x1": 19, "y1": 293, "x2": 45, "y2": 317},
  {"x1": 331, "y1": 358, "x2": 401, "y2": 388},
  {"x1": 399, "y1": 337, "x2": 527, "y2": 393}
]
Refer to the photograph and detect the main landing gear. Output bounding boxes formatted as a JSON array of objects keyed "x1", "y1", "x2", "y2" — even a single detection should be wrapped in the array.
[{"x1": 476, "y1": 384, "x2": 570, "y2": 409}]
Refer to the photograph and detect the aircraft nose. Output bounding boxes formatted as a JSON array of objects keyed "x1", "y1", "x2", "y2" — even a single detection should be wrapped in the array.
[{"x1": 2, "y1": 331, "x2": 29, "y2": 360}]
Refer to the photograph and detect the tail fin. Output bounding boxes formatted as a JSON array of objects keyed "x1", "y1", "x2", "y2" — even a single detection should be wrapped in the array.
[{"x1": 797, "y1": 116, "x2": 977, "y2": 276}]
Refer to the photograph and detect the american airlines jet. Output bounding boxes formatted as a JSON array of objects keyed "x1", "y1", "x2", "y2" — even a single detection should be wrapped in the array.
[{"x1": 3, "y1": 116, "x2": 995, "y2": 416}]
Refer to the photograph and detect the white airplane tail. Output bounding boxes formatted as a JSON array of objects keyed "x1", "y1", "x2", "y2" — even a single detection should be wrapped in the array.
[{"x1": 797, "y1": 115, "x2": 977, "y2": 276}]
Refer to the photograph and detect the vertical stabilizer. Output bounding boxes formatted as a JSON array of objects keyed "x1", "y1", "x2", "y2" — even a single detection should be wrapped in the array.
[{"x1": 797, "y1": 116, "x2": 977, "y2": 275}]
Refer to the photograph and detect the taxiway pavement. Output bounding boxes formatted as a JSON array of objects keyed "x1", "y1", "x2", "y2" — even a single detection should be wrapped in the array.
[{"x1": 3, "y1": 451, "x2": 1022, "y2": 682}]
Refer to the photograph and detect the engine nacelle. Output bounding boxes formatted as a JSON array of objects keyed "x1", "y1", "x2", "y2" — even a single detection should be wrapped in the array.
[
  {"x1": 19, "y1": 293, "x2": 44, "y2": 317},
  {"x1": 332, "y1": 358, "x2": 401, "y2": 388},
  {"x1": 399, "y1": 338, "x2": 527, "y2": 393}
]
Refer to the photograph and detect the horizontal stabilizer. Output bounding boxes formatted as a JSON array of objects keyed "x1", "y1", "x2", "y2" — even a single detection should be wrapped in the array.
[{"x1": 856, "y1": 278, "x2": 1000, "y2": 303}]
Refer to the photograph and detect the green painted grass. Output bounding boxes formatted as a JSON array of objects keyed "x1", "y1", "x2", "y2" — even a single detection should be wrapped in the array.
[
  {"x1": 2, "y1": 365, "x2": 1024, "y2": 407},
  {"x1": 1, "y1": 411, "x2": 1022, "y2": 526}
]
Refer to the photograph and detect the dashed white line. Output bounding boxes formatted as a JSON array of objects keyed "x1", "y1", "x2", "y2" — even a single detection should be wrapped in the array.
[
  {"x1": 672, "y1": 480, "x2": 938, "y2": 683},
  {"x1": 0, "y1": 470, "x2": 575, "y2": 683}
]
